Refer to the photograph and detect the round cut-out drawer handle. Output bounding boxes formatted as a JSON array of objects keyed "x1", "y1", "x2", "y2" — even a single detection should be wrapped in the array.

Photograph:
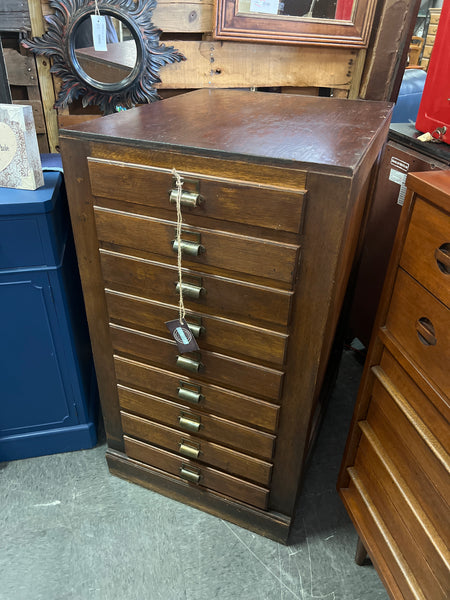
[
  {"x1": 416, "y1": 317, "x2": 437, "y2": 346},
  {"x1": 178, "y1": 413, "x2": 201, "y2": 432},
  {"x1": 179, "y1": 441, "x2": 200, "y2": 459},
  {"x1": 169, "y1": 189, "x2": 202, "y2": 208},
  {"x1": 435, "y1": 244, "x2": 450, "y2": 275},
  {"x1": 180, "y1": 465, "x2": 201, "y2": 484},
  {"x1": 176, "y1": 282, "x2": 205, "y2": 299}
]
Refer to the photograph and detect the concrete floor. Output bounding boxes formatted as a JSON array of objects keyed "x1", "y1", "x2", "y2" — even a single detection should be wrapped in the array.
[{"x1": 0, "y1": 349, "x2": 388, "y2": 600}]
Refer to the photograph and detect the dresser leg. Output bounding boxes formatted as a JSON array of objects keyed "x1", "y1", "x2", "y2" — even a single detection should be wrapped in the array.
[{"x1": 355, "y1": 536, "x2": 368, "y2": 565}]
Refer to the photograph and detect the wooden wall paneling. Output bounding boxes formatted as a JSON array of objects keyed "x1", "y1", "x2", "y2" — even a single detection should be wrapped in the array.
[
  {"x1": 3, "y1": 45, "x2": 48, "y2": 151},
  {"x1": 158, "y1": 40, "x2": 357, "y2": 91},
  {"x1": 153, "y1": 0, "x2": 213, "y2": 32},
  {"x1": 359, "y1": 0, "x2": 421, "y2": 101},
  {"x1": 0, "y1": 0, "x2": 31, "y2": 32},
  {"x1": 28, "y1": 0, "x2": 59, "y2": 152},
  {"x1": 0, "y1": 37, "x2": 13, "y2": 103}
]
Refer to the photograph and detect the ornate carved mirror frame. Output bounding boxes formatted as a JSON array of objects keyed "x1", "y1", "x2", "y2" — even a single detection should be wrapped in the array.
[
  {"x1": 214, "y1": 0, "x2": 377, "y2": 47},
  {"x1": 22, "y1": 0, "x2": 185, "y2": 114}
]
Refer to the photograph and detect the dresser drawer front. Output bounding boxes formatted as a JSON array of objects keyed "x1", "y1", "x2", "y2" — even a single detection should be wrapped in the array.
[
  {"x1": 110, "y1": 324, "x2": 284, "y2": 401},
  {"x1": 114, "y1": 357, "x2": 280, "y2": 432},
  {"x1": 401, "y1": 198, "x2": 450, "y2": 308},
  {"x1": 118, "y1": 385, "x2": 275, "y2": 460},
  {"x1": 124, "y1": 435, "x2": 269, "y2": 510},
  {"x1": 100, "y1": 250, "x2": 293, "y2": 328},
  {"x1": 88, "y1": 159, "x2": 306, "y2": 234},
  {"x1": 379, "y1": 349, "x2": 449, "y2": 450},
  {"x1": 366, "y1": 374, "x2": 450, "y2": 542},
  {"x1": 121, "y1": 411, "x2": 272, "y2": 485},
  {"x1": 94, "y1": 207, "x2": 300, "y2": 285},
  {"x1": 354, "y1": 428, "x2": 449, "y2": 599},
  {"x1": 106, "y1": 291, "x2": 287, "y2": 367},
  {"x1": 386, "y1": 269, "x2": 450, "y2": 397}
]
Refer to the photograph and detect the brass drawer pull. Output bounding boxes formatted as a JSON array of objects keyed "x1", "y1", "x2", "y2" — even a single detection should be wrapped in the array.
[
  {"x1": 178, "y1": 413, "x2": 201, "y2": 432},
  {"x1": 416, "y1": 317, "x2": 437, "y2": 346},
  {"x1": 435, "y1": 244, "x2": 450, "y2": 275},
  {"x1": 179, "y1": 441, "x2": 200, "y2": 459},
  {"x1": 176, "y1": 355, "x2": 203, "y2": 373},
  {"x1": 177, "y1": 381, "x2": 204, "y2": 404},
  {"x1": 176, "y1": 282, "x2": 205, "y2": 299},
  {"x1": 185, "y1": 321, "x2": 205, "y2": 339},
  {"x1": 172, "y1": 239, "x2": 205, "y2": 256},
  {"x1": 180, "y1": 465, "x2": 201, "y2": 484},
  {"x1": 169, "y1": 189, "x2": 201, "y2": 208}
]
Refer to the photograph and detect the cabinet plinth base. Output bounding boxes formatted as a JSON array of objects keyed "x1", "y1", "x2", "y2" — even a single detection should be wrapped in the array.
[{"x1": 106, "y1": 449, "x2": 292, "y2": 544}]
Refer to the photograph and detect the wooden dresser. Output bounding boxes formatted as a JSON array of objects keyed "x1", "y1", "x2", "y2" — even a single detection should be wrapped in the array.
[
  {"x1": 59, "y1": 89, "x2": 392, "y2": 542},
  {"x1": 338, "y1": 170, "x2": 450, "y2": 596}
]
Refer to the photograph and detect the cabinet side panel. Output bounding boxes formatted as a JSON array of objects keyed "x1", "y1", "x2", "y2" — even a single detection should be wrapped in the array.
[{"x1": 59, "y1": 136, "x2": 123, "y2": 452}]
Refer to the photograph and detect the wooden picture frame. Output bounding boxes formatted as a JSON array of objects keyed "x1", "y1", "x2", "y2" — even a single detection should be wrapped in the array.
[{"x1": 214, "y1": 0, "x2": 377, "y2": 47}]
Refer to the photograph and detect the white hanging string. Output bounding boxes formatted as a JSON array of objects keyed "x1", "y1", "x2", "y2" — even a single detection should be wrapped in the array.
[
  {"x1": 94, "y1": 0, "x2": 100, "y2": 15},
  {"x1": 172, "y1": 168, "x2": 186, "y2": 324}
]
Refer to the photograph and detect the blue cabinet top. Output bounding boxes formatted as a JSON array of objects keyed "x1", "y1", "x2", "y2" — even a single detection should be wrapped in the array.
[{"x1": 0, "y1": 171, "x2": 62, "y2": 216}]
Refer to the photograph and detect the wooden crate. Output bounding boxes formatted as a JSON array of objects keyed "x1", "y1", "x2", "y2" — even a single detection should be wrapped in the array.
[
  {"x1": 0, "y1": 0, "x2": 59, "y2": 151},
  {"x1": 422, "y1": 7, "x2": 441, "y2": 70}
]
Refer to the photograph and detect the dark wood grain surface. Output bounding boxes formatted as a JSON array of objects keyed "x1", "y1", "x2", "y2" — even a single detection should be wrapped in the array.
[
  {"x1": 60, "y1": 89, "x2": 392, "y2": 542},
  {"x1": 61, "y1": 89, "x2": 393, "y2": 173}
]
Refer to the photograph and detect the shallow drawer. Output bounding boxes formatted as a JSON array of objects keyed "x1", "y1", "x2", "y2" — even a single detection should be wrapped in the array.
[
  {"x1": 88, "y1": 159, "x2": 306, "y2": 234},
  {"x1": 118, "y1": 384, "x2": 275, "y2": 460},
  {"x1": 100, "y1": 250, "x2": 293, "y2": 329},
  {"x1": 379, "y1": 349, "x2": 449, "y2": 451},
  {"x1": 94, "y1": 207, "x2": 300, "y2": 285},
  {"x1": 110, "y1": 324, "x2": 284, "y2": 401},
  {"x1": 341, "y1": 473, "x2": 418, "y2": 600},
  {"x1": 386, "y1": 269, "x2": 450, "y2": 397},
  {"x1": 124, "y1": 435, "x2": 269, "y2": 510},
  {"x1": 121, "y1": 411, "x2": 272, "y2": 486},
  {"x1": 366, "y1": 371, "x2": 450, "y2": 542},
  {"x1": 114, "y1": 357, "x2": 280, "y2": 432},
  {"x1": 106, "y1": 291, "x2": 288, "y2": 367},
  {"x1": 400, "y1": 198, "x2": 450, "y2": 308},
  {"x1": 354, "y1": 425, "x2": 449, "y2": 598}
]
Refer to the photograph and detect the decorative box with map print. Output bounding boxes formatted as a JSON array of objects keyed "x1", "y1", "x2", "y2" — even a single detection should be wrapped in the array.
[{"x1": 0, "y1": 104, "x2": 44, "y2": 191}]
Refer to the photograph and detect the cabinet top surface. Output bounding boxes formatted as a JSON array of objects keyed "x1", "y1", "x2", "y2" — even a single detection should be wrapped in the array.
[
  {"x1": 407, "y1": 170, "x2": 450, "y2": 210},
  {"x1": 0, "y1": 172, "x2": 62, "y2": 215},
  {"x1": 60, "y1": 90, "x2": 392, "y2": 174}
]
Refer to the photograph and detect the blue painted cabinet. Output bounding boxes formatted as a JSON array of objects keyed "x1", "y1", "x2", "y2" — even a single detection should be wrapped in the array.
[{"x1": 0, "y1": 172, "x2": 98, "y2": 461}]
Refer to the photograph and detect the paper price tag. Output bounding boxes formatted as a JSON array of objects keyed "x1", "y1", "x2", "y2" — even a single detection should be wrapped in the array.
[{"x1": 91, "y1": 15, "x2": 107, "y2": 51}]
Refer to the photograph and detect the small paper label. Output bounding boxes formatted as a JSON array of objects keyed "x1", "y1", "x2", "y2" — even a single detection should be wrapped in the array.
[
  {"x1": 388, "y1": 168, "x2": 408, "y2": 205},
  {"x1": 91, "y1": 15, "x2": 107, "y2": 51},
  {"x1": 249, "y1": 0, "x2": 279, "y2": 15},
  {"x1": 165, "y1": 318, "x2": 200, "y2": 354}
]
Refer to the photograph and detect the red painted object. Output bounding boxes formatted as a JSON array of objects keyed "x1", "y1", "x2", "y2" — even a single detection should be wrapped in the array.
[
  {"x1": 415, "y1": 0, "x2": 450, "y2": 145},
  {"x1": 335, "y1": 0, "x2": 353, "y2": 20}
]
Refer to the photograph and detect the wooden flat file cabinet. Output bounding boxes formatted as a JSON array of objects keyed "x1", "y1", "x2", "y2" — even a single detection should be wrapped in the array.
[
  {"x1": 60, "y1": 89, "x2": 392, "y2": 542},
  {"x1": 338, "y1": 170, "x2": 450, "y2": 597}
]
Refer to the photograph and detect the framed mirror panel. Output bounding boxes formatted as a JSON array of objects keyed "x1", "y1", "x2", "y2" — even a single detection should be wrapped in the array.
[{"x1": 214, "y1": 0, "x2": 377, "y2": 47}]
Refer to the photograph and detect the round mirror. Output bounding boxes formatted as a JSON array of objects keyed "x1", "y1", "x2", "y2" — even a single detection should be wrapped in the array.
[
  {"x1": 73, "y1": 16, "x2": 138, "y2": 88},
  {"x1": 22, "y1": 0, "x2": 185, "y2": 115}
]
